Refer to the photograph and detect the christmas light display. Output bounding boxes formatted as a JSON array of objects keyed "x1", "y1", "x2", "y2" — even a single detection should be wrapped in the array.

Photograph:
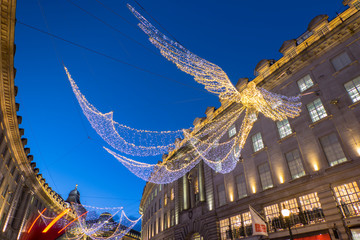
[
  {"x1": 64, "y1": 5, "x2": 302, "y2": 185},
  {"x1": 62, "y1": 203, "x2": 141, "y2": 240},
  {"x1": 65, "y1": 66, "x2": 185, "y2": 157}
]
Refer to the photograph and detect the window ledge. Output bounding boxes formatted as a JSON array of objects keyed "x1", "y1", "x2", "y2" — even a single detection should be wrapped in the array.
[
  {"x1": 252, "y1": 146, "x2": 267, "y2": 156},
  {"x1": 309, "y1": 115, "x2": 333, "y2": 128},
  {"x1": 348, "y1": 100, "x2": 360, "y2": 109},
  {"x1": 300, "y1": 83, "x2": 319, "y2": 94},
  {"x1": 277, "y1": 132, "x2": 296, "y2": 144},
  {"x1": 324, "y1": 159, "x2": 352, "y2": 172}
]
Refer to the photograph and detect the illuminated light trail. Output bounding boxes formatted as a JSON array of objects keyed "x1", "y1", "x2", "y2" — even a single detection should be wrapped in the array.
[
  {"x1": 42, "y1": 208, "x2": 70, "y2": 233},
  {"x1": 58, "y1": 211, "x2": 88, "y2": 234},
  {"x1": 28, "y1": 208, "x2": 47, "y2": 233}
]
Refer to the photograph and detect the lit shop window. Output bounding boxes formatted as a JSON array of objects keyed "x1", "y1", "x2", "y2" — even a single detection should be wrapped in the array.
[
  {"x1": 297, "y1": 75, "x2": 314, "y2": 92},
  {"x1": 344, "y1": 76, "x2": 360, "y2": 103},
  {"x1": 333, "y1": 182, "x2": 360, "y2": 217},
  {"x1": 252, "y1": 133, "x2": 264, "y2": 152},
  {"x1": 331, "y1": 52, "x2": 352, "y2": 71},
  {"x1": 242, "y1": 212, "x2": 252, "y2": 236},
  {"x1": 299, "y1": 192, "x2": 322, "y2": 211},
  {"x1": 219, "y1": 218, "x2": 230, "y2": 240},
  {"x1": 307, "y1": 98, "x2": 327, "y2": 123},
  {"x1": 319, "y1": 133, "x2": 347, "y2": 167},
  {"x1": 277, "y1": 119, "x2": 292, "y2": 138},
  {"x1": 285, "y1": 149, "x2": 305, "y2": 179},
  {"x1": 228, "y1": 125, "x2": 236, "y2": 138},
  {"x1": 258, "y1": 163, "x2": 273, "y2": 190},
  {"x1": 236, "y1": 174, "x2": 247, "y2": 199},
  {"x1": 264, "y1": 204, "x2": 280, "y2": 224}
]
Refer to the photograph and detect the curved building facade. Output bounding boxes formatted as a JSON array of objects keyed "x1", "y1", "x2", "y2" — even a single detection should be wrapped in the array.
[
  {"x1": 0, "y1": 0, "x2": 76, "y2": 239},
  {"x1": 140, "y1": 1, "x2": 360, "y2": 240}
]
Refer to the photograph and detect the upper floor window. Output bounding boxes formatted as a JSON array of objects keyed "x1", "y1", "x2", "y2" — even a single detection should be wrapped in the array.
[
  {"x1": 252, "y1": 133, "x2": 264, "y2": 152},
  {"x1": 170, "y1": 209, "x2": 175, "y2": 227},
  {"x1": 164, "y1": 193, "x2": 168, "y2": 206},
  {"x1": 331, "y1": 52, "x2": 352, "y2": 71},
  {"x1": 285, "y1": 149, "x2": 305, "y2": 179},
  {"x1": 155, "y1": 188, "x2": 158, "y2": 197},
  {"x1": 217, "y1": 183, "x2": 226, "y2": 206},
  {"x1": 235, "y1": 174, "x2": 247, "y2": 199},
  {"x1": 170, "y1": 188, "x2": 174, "y2": 200},
  {"x1": 307, "y1": 98, "x2": 327, "y2": 123},
  {"x1": 297, "y1": 75, "x2": 314, "y2": 92},
  {"x1": 319, "y1": 133, "x2": 347, "y2": 167},
  {"x1": 258, "y1": 163, "x2": 273, "y2": 190},
  {"x1": 228, "y1": 125, "x2": 236, "y2": 138},
  {"x1": 164, "y1": 213, "x2": 168, "y2": 230},
  {"x1": 277, "y1": 119, "x2": 292, "y2": 138},
  {"x1": 344, "y1": 76, "x2": 360, "y2": 103}
]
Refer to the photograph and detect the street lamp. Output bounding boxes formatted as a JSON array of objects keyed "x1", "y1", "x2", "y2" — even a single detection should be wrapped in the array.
[{"x1": 281, "y1": 208, "x2": 294, "y2": 240}]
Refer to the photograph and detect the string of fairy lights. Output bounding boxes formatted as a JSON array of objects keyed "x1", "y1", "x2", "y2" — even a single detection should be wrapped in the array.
[
  {"x1": 29, "y1": 204, "x2": 141, "y2": 240},
  {"x1": 64, "y1": 4, "x2": 302, "y2": 184}
]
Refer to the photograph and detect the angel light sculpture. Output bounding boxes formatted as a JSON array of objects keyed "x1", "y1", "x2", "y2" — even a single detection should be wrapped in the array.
[{"x1": 64, "y1": 5, "x2": 301, "y2": 184}]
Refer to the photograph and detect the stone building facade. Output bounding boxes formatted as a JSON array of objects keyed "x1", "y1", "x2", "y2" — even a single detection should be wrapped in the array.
[
  {"x1": 139, "y1": 1, "x2": 360, "y2": 240},
  {"x1": 0, "y1": 0, "x2": 76, "y2": 239}
]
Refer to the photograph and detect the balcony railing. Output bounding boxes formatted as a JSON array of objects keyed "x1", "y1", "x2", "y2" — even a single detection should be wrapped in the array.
[
  {"x1": 340, "y1": 201, "x2": 360, "y2": 217},
  {"x1": 268, "y1": 208, "x2": 325, "y2": 232}
]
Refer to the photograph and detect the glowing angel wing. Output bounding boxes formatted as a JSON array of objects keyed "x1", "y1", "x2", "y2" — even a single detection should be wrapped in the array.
[
  {"x1": 128, "y1": 4, "x2": 239, "y2": 101},
  {"x1": 257, "y1": 87, "x2": 302, "y2": 121}
]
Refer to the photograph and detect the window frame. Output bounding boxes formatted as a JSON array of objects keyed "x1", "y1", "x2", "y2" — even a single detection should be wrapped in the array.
[
  {"x1": 252, "y1": 132, "x2": 264, "y2": 152},
  {"x1": 306, "y1": 98, "x2": 327, "y2": 123},
  {"x1": 297, "y1": 74, "x2": 314, "y2": 92},
  {"x1": 331, "y1": 52, "x2": 352, "y2": 72}
]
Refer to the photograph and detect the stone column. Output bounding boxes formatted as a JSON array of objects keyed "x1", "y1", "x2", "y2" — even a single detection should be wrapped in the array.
[
  {"x1": 183, "y1": 173, "x2": 190, "y2": 210},
  {"x1": 16, "y1": 191, "x2": 33, "y2": 240},
  {"x1": 2, "y1": 176, "x2": 24, "y2": 232},
  {"x1": 198, "y1": 161, "x2": 205, "y2": 202},
  {"x1": 11, "y1": 187, "x2": 31, "y2": 232}
]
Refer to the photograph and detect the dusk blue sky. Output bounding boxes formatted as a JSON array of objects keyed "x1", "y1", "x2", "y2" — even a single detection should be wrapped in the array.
[{"x1": 14, "y1": 0, "x2": 345, "y2": 226}]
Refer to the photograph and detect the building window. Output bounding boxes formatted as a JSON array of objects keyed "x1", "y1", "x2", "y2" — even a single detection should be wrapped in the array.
[
  {"x1": 277, "y1": 119, "x2": 292, "y2": 138},
  {"x1": 299, "y1": 192, "x2": 322, "y2": 211},
  {"x1": 230, "y1": 215, "x2": 242, "y2": 239},
  {"x1": 285, "y1": 149, "x2": 305, "y2": 179},
  {"x1": 281, "y1": 198, "x2": 299, "y2": 216},
  {"x1": 228, "y1": 125, "x2": 236, "y2": 138},
  {"x1": 320, "y1": 133, "x2": 347, "y2": 166},
  {"x1": 344, "y1": 76, "x2": 360, "y2": 103},
  {"x1": 297, "y1": 75, "x2": 314, "y2": 92},
  {"x1": 264, "y1": 204, "x2": 281, "y2": 224},
  {"x1": 159, "y1": 198, "x2": 162, "y2": 209},
  {"x1": 235, "y1": 174, "x2": 247, "y2": 199},
  {"x1": 164, "y1": 213, "x2": 168, "y2": 230},
  {"x1": 217, "y1": 183, "x2": 226, "y2": 206},
  {"x1": 219, "y1": 218, "x2": 230, "y2": 240},
  {"x1": 170, "y1": 188, "x2": 174, "y2": 200},
  {"x1": 252, "y1": 133, "x2": 264, "y2": 152},
  {"x1": 333, "y1": 182, "x2": 360, "y2": 217},
  {"x1": 307, "y1": 98, "x2": 327, "y2": 123},
  {"x1": 242, "y1": 212, "x2": 251, "y2": 226},
  {"x1": 164, "y1": 193, "x2": 167, "y2": 206},
  {"x1": 331, "y1": 52, "x2": 352, "y2": 71},
  {"x1": 170, "y1": 209, "x2": 174, "y2": 227},
  {"x1": 1, "y1": 184, "x2": 8, "y2": 197},
  {"x1": 155, "y1": 188, "x2": 158, "y2": 197},
  {"x1": 258, "y1": 163, "x2": 273, "y2": 190}
]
